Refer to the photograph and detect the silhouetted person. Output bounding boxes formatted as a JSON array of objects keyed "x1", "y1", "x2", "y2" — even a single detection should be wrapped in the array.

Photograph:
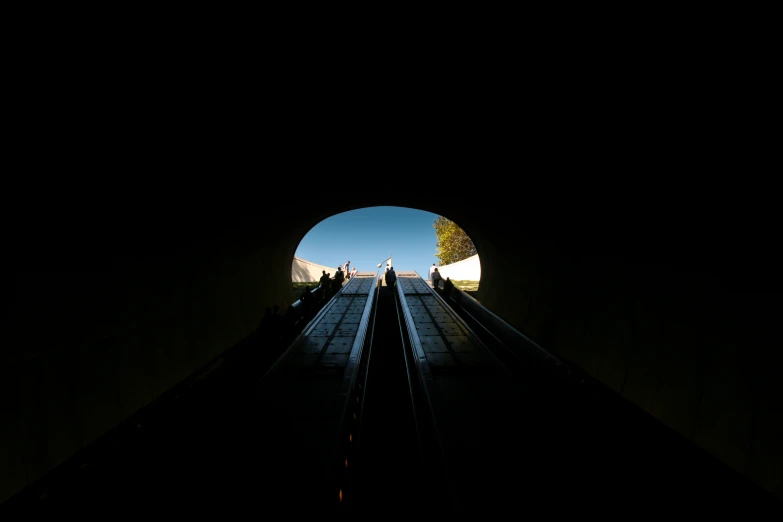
[
  {"x1": 385, "y1": 266, "x2": 397, "y2": 288},
  {"x1": 431, "y1": 267, "x2": 443, "y2": 289},
  {"x1": 263, "y1": 304, "x2": 284, "y2": 342},
  {"x1": 443, "y1": 276, "x2": 454, "y2": 295},
  {"x1": 333, "y1": 266, "x2": 345, "y2": 292},
  {"x1": 319, "y1": 270, "x2": 331, "y2": 299},
  {"x1": 255, "y1": 306, "x2": 285, "y2": 363},
  {"x1": 300, "y1": 286, "x2": 313, "y2": 306},
  {"x1": 257, "y1": 306, "x2": 274, "y2": 336}
]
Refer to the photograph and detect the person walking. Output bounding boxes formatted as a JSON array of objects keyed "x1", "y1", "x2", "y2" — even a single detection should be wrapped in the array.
[
  {"x1": 333, "y1": 266, "x2": 345, "y2": 292},
  {"x1": 319, "y1": 270, "x2": 331, "y2": 299},
  {"x1": 431, "y1": 267, "x2": 443, "y2": 289},
  {"x1": 385, "y1": 266, "x2": 397, "y2": 288}
]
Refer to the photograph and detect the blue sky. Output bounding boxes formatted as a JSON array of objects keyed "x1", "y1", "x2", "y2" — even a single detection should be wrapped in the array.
[{"x1": 295, "y1": 206, "x2": 441, "y2": 279}]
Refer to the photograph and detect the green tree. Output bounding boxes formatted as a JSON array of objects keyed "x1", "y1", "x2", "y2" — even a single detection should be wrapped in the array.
[{"x1": 433, "y1": 216, "x2": 477, "y2": 265}]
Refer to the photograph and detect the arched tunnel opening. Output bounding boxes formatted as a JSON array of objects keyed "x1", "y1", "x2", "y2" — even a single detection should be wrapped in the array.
[{"x1": 5, "y1": 189, "x2": 783, "y2": 514}]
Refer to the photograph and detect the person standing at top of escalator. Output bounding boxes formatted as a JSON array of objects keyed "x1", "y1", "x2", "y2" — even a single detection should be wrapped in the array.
[{"x1": 384, "y1": 266, "x2": 397, "y2": 288}]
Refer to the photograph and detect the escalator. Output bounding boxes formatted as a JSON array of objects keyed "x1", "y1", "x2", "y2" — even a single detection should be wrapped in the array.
[
  {"x1": 3, "y1": 272, "x2": 781, "y2": 516},
  {"x1": 351, "y1": 283, "x2": 423, "y2": 512}
]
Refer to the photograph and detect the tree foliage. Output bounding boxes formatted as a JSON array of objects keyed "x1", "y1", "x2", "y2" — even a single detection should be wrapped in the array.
[{"x1": 433, "y1": 216, "x2": 477, "y2": 265}]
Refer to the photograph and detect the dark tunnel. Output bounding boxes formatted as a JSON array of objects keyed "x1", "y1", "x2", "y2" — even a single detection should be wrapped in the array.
[{"x1": 5, "y1": 130, "x2": 783, "y2": 513}]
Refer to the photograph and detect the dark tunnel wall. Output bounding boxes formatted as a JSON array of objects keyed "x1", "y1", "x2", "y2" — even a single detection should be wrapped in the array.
[
  {"x1": 6, "y1": 225, "x2": 270, "y2": 500},
  {"x1": 8, "y1": 21, "x2": 782, "y2": 504},
  {"x1": 5, "y1": 186, "x2": 783, "y2": 504}
]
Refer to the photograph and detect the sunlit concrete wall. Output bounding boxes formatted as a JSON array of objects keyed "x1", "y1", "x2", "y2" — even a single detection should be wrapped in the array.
[
  {"x1": 436, "y1": 254, "x2": 481, "y2": 281},
  {"x1": 291, "y1": 257, "x2": 334, "y2": 282}
]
